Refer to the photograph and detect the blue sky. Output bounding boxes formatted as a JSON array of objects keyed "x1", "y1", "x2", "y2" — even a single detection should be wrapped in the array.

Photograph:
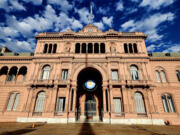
[{"x1": 0, "y1": 0, "x2": 180, "y2": 52}]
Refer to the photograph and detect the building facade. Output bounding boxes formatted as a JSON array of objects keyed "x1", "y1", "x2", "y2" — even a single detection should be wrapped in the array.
[{"x1": 0, "y1": 24, "x2": 180, "y2": 125}]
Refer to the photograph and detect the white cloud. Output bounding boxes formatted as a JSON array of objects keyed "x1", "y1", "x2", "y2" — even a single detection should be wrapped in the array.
[
  {"x1": 102, "y1": 16, "x2": 113, "y2": 27},
  {"x1": 121, "y1": 12, "x2": 175, "y2": 42},
  {"x1": 76, "y1": 8, "x2": 90, "y2": 24},
  {"x1": 22, "y1": 0, "x2": 42, "y2": 6},
  {"x1": 131, "y1": 0, "x2": 140, "y2": 2},
  {"x1": 140, "y1": 0, "x2": 175, "y2": 9},
  {"x1": 163, "y1": 45, "x2": 180, "y2": 52},
  {"x1": 126, "y1": 8, "x2": 138, "y2": 14},
  {"x1": 48, "y1": 0, "x2": 72, "y2": 12},
  {"x1": 97, "y1": 7, "x2": 110, "y2": 15},
  {"x1": 71, "y1": 20, "x2": 83, "y2": 30},
  {"x1": 116, "y1": 0, "x2": 124, "y2": 11},
  {"x1": 0, "y1": 0, "x2": 26, "y2": 12},
  {"x1": 121, "y1": 20, "x2": 135, "y2": 30},
  {"x1": 0, "y1": 0, "x2": 8, "y2": 9},
  {"x1": 0, "y1": 4, "x2": 84, "y2": 52},
  {"x1": 146, "y1": 44, "x2": 156, "y2": 52},
  {"x1": 9, "y1": 0, "x2": 26, "y2": 11},
  {"x1": 94, "y1": 22, "x2": 104, "y2": 30}
]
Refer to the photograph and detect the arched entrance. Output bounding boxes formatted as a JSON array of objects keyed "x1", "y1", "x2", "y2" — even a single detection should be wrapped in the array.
[{"x1": 76, "y1": 67, "x2": 103, "y2": 122}]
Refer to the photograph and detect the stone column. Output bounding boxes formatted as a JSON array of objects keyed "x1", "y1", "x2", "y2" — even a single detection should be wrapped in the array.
[
  {"x1": 121, "y1": 86, "x2": 129, "y2": 115},
  {"x1": 49, "y1": 86, "x2": 58, "y2": 115},
  {"x1": 103, "y1": 87, "x2": 107, "y2": 113}
]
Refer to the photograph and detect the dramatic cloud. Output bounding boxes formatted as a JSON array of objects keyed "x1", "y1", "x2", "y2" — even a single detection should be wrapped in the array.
[
  {"x1": 0, "y1": 0, "x2": 179, "y2": 52},
  {"x1": 116, "y1": 0, "x2": 124, "y2": 11},
  {"x1": 22, "y1": 0, "x2": 43, "y2": 6},
  {"x1": 48, "y1": 0, "x2": 73, "y2": 12},
  {"x1": 0, "y1": 0, "x2": 26, "y2": 12},
  {"x1": 0, "y1": 4, "x2": 84, "y2": 52},
  {"x1": 146, "y1": 44, "x2": 156, "y2": 52},
  {"x1": 121, "y1": 12, "x2": 175, "y2": 41},
  {"x1": 102, "y1": 16, "x2": 113, "y2": 27},
  {"x1": 97, "y1": 7, "x2": 110, "y2": 15},
  {"x1": 94, "y1": 22, "x2": 104, "y2": 30},
  {"x1": 140, "y1": 0, "x2": 175, "y2": 9},
  {"x1": 76, "y1": 8, "x2": 90, "y2": 24},
  {"x1": 163, "y1": 45, "x2": 180, "y2": 52}
]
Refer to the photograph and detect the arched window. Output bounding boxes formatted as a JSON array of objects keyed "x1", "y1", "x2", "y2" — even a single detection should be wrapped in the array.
[
  {"x1": 34, "y1": 91, "x2": 46, "y2": 113},
  {"x1": 100, "y1": 43, "x2": 105, "y2": 53},
  {"x1": 130, "y1": 65, "x2": 139, "y2": 80},
  {"x1": 52, "y1": 44, "x2": 57, "y2": 53},
  {"x1": 155, "y1": 70, "x2": 161, "y2": 82},
  {"x1": 133, "y1": 43, "x2": 138, "y2": 53},
  {"x1": 0, "y1": 66, "x2": 8, "y2": 81},
  {"x1": 161, "y1": 94, "x2": 175, "y2": 113},
  {"x1": 88, "y1": 43, "x2": 93, "y2": 53},
  {"x1": 48, "y1": 44, "x2": 52, "y2": 53},
  {"x1": 124, "y1": 43, "x2": 128, "y2": 53},
  {"x1": 176, "y1": 70, "x2": 180, "y2": 82},
  {"x1": 18, "y1": 66, "x2": 27, "y2": 81},
  {"x1": 129, "y1": 43, "x2": 133, "y2": 53},
  {"x1": 43, "y1": 44, "x2": 48, "y2": 53},
  {"x1": 6, "y1": 66, "x2": 18, "y2": 82},
  {"x1": 75, "y1": 43, "x2": 80, "y2": 53},
  {"x1": 94, "y1": 43, "x2": 99, "y2": 53},
  {"x1": 134, "y1": 92, "x2": 146, "y2": 114},
  {"x1": 82, "y1": 43, "x2": 86, "y2": 53},
  {"x1": 41, "y1": 65, "x2": 50, "y2": 80},
  {"x1": 7, "y1": 93, "x2": 20, "y2": 111},
  {"x1": 160, "y1": 71, "x2": 167, "y2": 83}
]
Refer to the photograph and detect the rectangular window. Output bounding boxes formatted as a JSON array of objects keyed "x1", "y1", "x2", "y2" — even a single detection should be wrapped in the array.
[
  {"x1": 56, "y1": 97, "x2": 66, "y2": 112},
  {"x1": 61, "y1": 69, "x2": 68, "y2": 80},
  {"x1": 113, "y1": 98, "x2": 122, "y2": 113},
  {"x1": 111, "y1": 70, "x2": 118, "y2": 80}
]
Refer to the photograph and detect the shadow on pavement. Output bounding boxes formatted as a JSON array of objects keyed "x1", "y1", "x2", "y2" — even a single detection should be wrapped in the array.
[
  {"x1": 131, "y1": 126, "x2": 167, "y2": 135},
  {"x1": 78, "y1": 122, "x2": 95, "y2": 135},
  {"x1": 0, "y1": 128, "x2": 36, "y2": 135}
]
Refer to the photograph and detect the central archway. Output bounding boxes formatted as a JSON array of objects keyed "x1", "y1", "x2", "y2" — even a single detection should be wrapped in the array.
[{"x1": 76, "y1": 67, "x2": 103, "y2": 122}]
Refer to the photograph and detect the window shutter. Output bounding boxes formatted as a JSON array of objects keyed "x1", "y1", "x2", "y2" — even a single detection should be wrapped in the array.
[
  {"x1": 130, "y1": 66, "x2": 139, "y2": 80},
  {"x1": 57, "y1": 97, "x2": 65, "y2": 112},
  {"x1": 162, "y1": 95, "x2": 169, "y2": 112},
  {"x1": 113, "y1": 98, "x2": 121, "y2": 113},
  {"x1": 167, "y1": 95, "x2": 175, "y2": 112},
  {"x1": 34, "y1": 92, "x2": 45, "y2": 112},
  {"x1": 7, "y1": 93, "x2": 15, "y2": 110},
  {"x1": 134, "y1": 93, "x2": 146, "y2": 113},
  {"x1": 112, "y1": 70, "x2": 118, "y2": 80},
  {"x1": 155, "y1": 71, "x2": 161, "y2": 82},
  {"x1": 42, "y1": 66, "x2": 50, "y2": 80},
  {"x1": 12, "y1": 93, "x2": 20, "y2": 111},
  {"x1": 160, "y1": 71, "x2": 167, "y2": 83}
]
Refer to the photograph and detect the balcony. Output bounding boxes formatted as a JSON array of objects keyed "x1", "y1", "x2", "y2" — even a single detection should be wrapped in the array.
[
  {"x1": 57, "y1": 79, "x2": 71, "y2": 87},
  {"x1": 125, "y1": 80, "x2": 151, "y2": 87},
  {"x1": 29, "y1": 79, "x2": 54, "y2": 87}
]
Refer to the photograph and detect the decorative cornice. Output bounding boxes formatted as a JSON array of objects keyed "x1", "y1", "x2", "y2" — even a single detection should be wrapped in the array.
[{"x1": 150, "y1": 57, "x2": 180, "y2": 61}]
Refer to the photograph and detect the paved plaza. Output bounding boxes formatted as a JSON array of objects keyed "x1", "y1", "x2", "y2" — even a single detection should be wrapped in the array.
[{"x1": 0, "y1": 123, "x2": 180, "y2": 135}]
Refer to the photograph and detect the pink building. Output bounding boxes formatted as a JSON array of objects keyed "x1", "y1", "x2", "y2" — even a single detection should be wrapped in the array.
[{"x1": 0, "y1": 24, "x2": 180, "y2": 125}]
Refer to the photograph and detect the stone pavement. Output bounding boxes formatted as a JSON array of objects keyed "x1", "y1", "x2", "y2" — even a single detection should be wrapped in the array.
[{"x1": 0, "y1": 122, "x2": 180, "y2": 135}]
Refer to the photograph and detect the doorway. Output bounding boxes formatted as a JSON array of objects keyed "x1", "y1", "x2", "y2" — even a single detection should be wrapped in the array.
[{"x1": 76, "y1": 67, "x2": 103, "y2": 122}]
